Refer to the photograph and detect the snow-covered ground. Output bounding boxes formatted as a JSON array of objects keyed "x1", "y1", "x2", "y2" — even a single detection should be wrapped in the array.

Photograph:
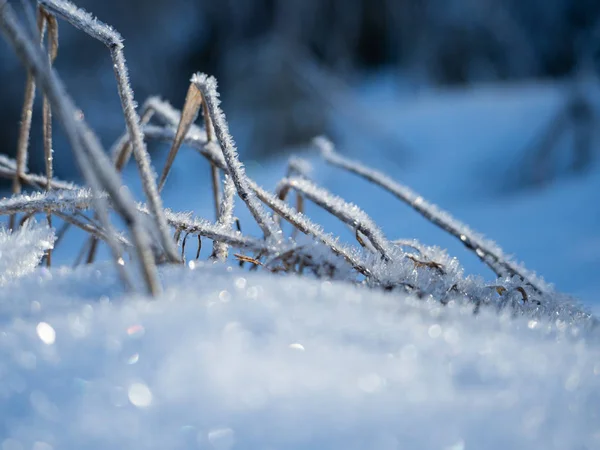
[
  {"x1": 0, "y1": 223, "x2": 599, "y2": 450},
  {"x1": 1, "y1": 77, "x2": 600, "y2": 449}
]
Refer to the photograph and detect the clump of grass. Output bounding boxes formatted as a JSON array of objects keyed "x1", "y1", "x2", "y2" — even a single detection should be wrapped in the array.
[{"x1": 0, "y1": 0, "x2": 590, "y2": 320}]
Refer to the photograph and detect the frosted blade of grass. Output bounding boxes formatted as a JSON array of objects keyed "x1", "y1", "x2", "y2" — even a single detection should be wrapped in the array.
[
  {"x1": 250, "y1": 182, "x2": 370, "y2": 277},
  {"x1": 0, "y1": 188, "x2": 98, "y2": 216},
  {"x1": 143, "y1": 125, "x2": 211, "y2": 157},
  {"x1": 0, "y1": 154, "x2": 18, "y2": 171},
  {"x1": 111, "y1": 96, "x2": 209, "y2": 176},
  {"x1": 109, "y1": 29, "x2": 178, "y2": 264},
  {"x1": 277, "y1": 176, "x2": 392, "y2": 261},
  {"x1": 86, "y1": 104, "x2": 156, "y2": 266},
  {"x1": 274, "y1": 157, "x2": 311, "y2": 231},
  {"x1": 111, "y1": 106, "x2": 155, "y2": 172},
  {"x1": 0, "y1": 186, "x2": 257, "y2": 258},
  {"x1": 53, "y1": 210, "x2": 131, "y2": 249},
  {"x1": 112, "y1": 96, "x2": 209, "y2": 173},
  {"x1": 39, "y1": 0, "x2": 179, "y2": 265},
  {"x1": 161, "y1": 209, "x2": 348, "y2": 276},
  {"x1": 88, "y1": 102, "x2": 156, "y2": 266},
  {"x1": 42, "y1": 11, "x2": 57, "y2": 191},
  {"x1": 158, "y1": 83, "x2": 203, "y2": 191},
  {"x1": 140, "y1": 95, "x2": 219, "y2": 217},
  {"x1": 210, "y1": 164, "x2": 221, "y2": 220},
  {"x1": 315, "y1": 137, "x2": 551, "y2": 295},
  {"x1": 10, "y1": 70, "x2": 36, "y2": 231},
  {"x1": 9, "y1": 8, "x2": 46, "y2": 230},
  {"x1": 211, "y1": 174, "x2": 235, "y2": 261},
  {"x1": 37, "y1": 0, "x2": 118, "y2": 45},
  {"x1": 0, "y1": 2, "x2": 149, "y2": 294},
  {"x1": 191, "y1": 73, "x2": 280, "y2": 239},
  {"x1": 159, "y1": 209, "x2": 269, "y2": 254},
  {"x1": 42, "y1": 10, "x2": 58, "y2": 266},
  {"x1": 0, "y1": 156, "x2": 78, "y2": 190},
  {"x1": 143, "y1": 124, "x2": 369, "y2": 277}
]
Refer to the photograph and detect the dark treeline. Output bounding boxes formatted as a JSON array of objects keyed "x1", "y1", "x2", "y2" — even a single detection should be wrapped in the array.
[{"x1": 1, "y1": 0, "x2": 599, "y2": 180}]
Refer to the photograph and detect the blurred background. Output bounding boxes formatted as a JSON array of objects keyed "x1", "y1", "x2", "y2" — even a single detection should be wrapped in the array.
[
  {"x1": 1, "y1": 0, "x2": 600, "y2": 304},
  {"x1": 1, "y1": 0, "x2": 600, "y2": 175}
]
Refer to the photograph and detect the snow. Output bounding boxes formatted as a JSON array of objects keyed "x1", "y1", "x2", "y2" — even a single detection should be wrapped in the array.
[
  {"x1": 0, "y1": 261, "x2": 599, "y2": 449},
  {"x1": 0, "y1": 221, "x2": 55, "y2": 285}
]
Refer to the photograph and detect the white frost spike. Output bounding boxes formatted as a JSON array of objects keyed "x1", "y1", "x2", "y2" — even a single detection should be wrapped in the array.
[{"x1": 0, "y1": 221, "x2": 55, "y2": 285}]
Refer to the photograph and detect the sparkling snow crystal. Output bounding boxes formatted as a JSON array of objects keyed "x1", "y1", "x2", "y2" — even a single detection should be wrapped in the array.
[{"x1": 0, "y1": 221, "x2": 55, "y2": 285}]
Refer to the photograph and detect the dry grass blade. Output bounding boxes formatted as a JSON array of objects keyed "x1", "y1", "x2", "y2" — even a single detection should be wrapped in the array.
[
  {"x1": 157, "y1": 83, "x2": 203, "y2": 192},
  {"x1": 406, "y1": 254, "x2": 445, "y2": 274},
  {"x1": 491, "y1": 285, "x2": 529, "y2": 302},
  {"x1": 195, "y1": 236, "x2": 202, "y2": 260},
  {"x1": 112, "y1": 107, "x2": 156, "y2": 172},
  {"x1": 9, "y1": 7, "x2": 46, "y2": 231},
  {"x1": 41, "y1": 8, "x2": 58, "y2": 266},
  {"x1": 234, "y1": 253, "x2": 263, "y2": 266}
]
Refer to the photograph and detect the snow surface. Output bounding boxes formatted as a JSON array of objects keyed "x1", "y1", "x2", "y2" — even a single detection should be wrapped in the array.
[
  {"x1": 0, "y1": 240, "x2": 599, "y2": 449},
  {"x1": 0, "y1": 222, "x2": 54, "y2": 286}
]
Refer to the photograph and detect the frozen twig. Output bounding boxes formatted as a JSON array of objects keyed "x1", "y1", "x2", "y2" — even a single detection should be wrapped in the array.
[
  {"x1": 9, "y1": 7, "x2": 46, "y2": 230},
  {"x1": 142, "y1": 123, "x2": 371, "y2": 277},
  {"x1": 211, "y1": 174, "x2": 235, "y2": 261},
  {"x1": 38, "y1": 0, "x2": 179, "y2": 265},
  {"x1": 315, "y1": 137, "x2": 551, "y2": 294},
  {"x1": 0, "y1": 1, "x2": 157, "y2": 294},
  {"x1": 276, "y1": 176, "x2": 392, "y2": 261},
  {"x1": 41, "y1": 8, "x2": 58, "y2": 266},
  {"x1": 191, "y1": 73, "x2": 280, "y2": 239},
  {"x1": 0, "y1": 188, "x2": 98, "y2": 216},
  {"x1": 0, "y1": 153, "x2": 76, "y2": 191},
  {"x1": 53, "y1": 210, "x2": 131, "y2": 250}
]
